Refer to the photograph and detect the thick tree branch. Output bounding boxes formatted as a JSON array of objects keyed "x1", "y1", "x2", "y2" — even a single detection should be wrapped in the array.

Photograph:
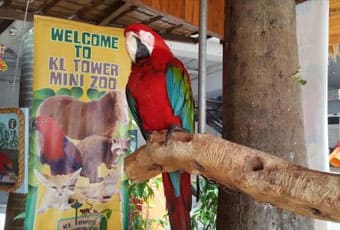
[{"x1": 125, "y1": 131, "x2": 340, "y2": 222}]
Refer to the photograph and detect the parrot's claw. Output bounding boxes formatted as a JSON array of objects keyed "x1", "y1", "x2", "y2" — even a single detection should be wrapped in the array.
[{"x1": 165, "y1": 124, "x2": 187, "y2": 145}]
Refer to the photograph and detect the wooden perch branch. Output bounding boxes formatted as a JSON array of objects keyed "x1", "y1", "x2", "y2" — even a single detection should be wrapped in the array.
[{"x1": 125, "y1": 131, "x2": 340, "y2": 222}]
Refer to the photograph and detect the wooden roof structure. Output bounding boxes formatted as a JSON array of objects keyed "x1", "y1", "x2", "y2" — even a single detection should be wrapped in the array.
[
  {"x1": 0, "y1": 0, "x2": 223, "y2": 43},
  {"x1": 0, "y1": 0, "x2": 336, "y2": 48}
]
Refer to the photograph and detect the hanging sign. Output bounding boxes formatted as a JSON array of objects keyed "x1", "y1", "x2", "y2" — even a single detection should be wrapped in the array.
[
  {"x1": 0, "y1": 108, "x2": 24, "y2": 191},
  {"x1": 25, "y1": 15, "x2": 134, "y2": 230}
]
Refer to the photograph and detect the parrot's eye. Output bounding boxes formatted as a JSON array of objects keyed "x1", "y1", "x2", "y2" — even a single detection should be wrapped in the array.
[
  {"x1": 112, "y1": 138, "x2": 117, "y2": 144},
  {"x1": 139, "y1": 31, "x2": 154, "y2": 48}
]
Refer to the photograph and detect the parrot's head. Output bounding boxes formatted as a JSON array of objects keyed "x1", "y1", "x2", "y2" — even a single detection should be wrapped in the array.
[
  {"x1": 34, "y1": 115, "x2": 64, "y2": 136},
  {"x1": 124, "y1": 24, "x2": 172, "y2": 64}
]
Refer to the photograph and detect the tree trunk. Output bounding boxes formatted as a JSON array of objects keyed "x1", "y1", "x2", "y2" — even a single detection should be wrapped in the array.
[{"x1": 218, "y1": 0, "x2": 313, "y2": 229}]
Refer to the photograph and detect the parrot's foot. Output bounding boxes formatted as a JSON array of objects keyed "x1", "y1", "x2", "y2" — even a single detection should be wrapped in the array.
[{"x1": 165, "y1": 124, "x2": 187, "y2": 145}]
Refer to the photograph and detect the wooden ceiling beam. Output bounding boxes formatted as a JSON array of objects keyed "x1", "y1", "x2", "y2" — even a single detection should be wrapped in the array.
[
  {"x1": 125, "y1": 0, "x2": 221, "y2": 39},
  {"x1": 40, "y1": 0, "x2": 61, "y2": 14},
  {"x1": 0, "y1": 7, "x2": 34, "y2": 21},
  {"x1": 2, "y1": 0, "x2": 13, "y2": 7},
  {"x1": 295, "y1": 0, "x2": 308, "y2": 4},
  {"x1": 98, "y1": 2, "x2": 136, "y2": 25},
  {"x1": 163, "y1": 24, "x2": 183, "y2": 34},
  {"x1": 160, "y1": 33, "x2": 198, "y2": 43},
  {"x1": 141, "y1": 15, "x2": 163, "y2": 25},
  {"x1": 76, "y1": 0, "x2": 105, "y2": 19}
]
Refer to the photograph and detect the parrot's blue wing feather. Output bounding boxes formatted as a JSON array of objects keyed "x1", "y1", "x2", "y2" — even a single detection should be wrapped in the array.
[
  {"x1": 126, "y1": 88, "x2": 148, "y2": 140},
  {"x1": 166, "y1": 60, "x2": 195, "y2": 134}
]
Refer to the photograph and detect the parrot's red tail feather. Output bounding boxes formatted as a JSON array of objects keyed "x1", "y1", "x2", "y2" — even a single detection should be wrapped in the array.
[
  {"x1": 168, "y1": 197, "x2": 191, "y2": 230},
  {"x1": 162, "y1": 172, "x2": 191, "y2": 230}
]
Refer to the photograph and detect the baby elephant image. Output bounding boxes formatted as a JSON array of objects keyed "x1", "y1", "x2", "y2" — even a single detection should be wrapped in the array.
[{"x1": 77, "y1": 135, "x2": 129, "y2": 183}]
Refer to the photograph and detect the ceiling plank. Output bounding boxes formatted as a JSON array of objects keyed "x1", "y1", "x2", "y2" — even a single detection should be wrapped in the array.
[
  {"x1": 76, "y1": 0, "x2": 105, "y2": 19},
  {"x1": 0, "y1": 7, "x2": 34, "y2": 21},
  {"x1": 160, "y1": 33, "x2": 198, "y2": 43},
  {"x1": 125, "y1": 0, "x2": 222, "y2": 39},
  {"x1": 2, "y1": 0, "x2": 13, "y2": 7},
  {"x1": 98, "y1": 2, "x2": 136, "y2": 25},
  {"x1": 163, "y1": 24, "x2": 183, "y2": 33},
  {"x1": 40, "y1": 0, "x2": 61, "y2": 14},
  {"x1": 295, "y1": 0, "x2": 308, "y2": 4},
  {"x1": 141, "y1": 15, "x2": 163, "y2": 25}
]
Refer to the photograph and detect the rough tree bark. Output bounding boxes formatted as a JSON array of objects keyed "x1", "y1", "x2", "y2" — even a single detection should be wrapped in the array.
[
  {"x1": 218, "y1": 0, "x2": 312, "y2": 229},
  {"x1": 124, "y1": 132, "x2": 340, "y2": 223}
]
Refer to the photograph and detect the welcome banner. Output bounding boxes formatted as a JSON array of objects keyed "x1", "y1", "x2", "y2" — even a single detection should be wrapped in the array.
[{"x1": 25, "y1": 15, "x2": 134, "y2": 230}]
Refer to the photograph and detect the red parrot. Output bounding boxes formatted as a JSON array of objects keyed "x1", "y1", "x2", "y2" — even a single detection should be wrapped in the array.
[
  {"x1": 0, "y1": 151, "x2": 13, "y2": 174},
  {"x1": 34, "y1": 115, "x2": 83, "y2": 175},
  {"x1": 125, "y1": 24, "x2": 195, "y2": 230}
]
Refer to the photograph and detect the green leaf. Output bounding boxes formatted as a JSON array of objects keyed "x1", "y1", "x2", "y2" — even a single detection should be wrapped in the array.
[
  {"x1": 28, "y1": 156, "x2": 42, "y2": 186},
  {"x1": 87, "y1": 88, "x2": 99, "y2": 100},
  {"x1": 100, "y1": 209, "x2": 112, "y2": 219},
  {"x1": 99, "y1": 215, "x2": 107, "y2": 230},
  {"x1": 13, "y1": 212, "x2": 25, "y2": 221},
  {"x1": 288, "y1": 66, "x2": 307, "y2": 86},
  {"x1": 31, "y1": 99, "x2": 43, "y2": 117},
  {"x1": 71, "y1": 87, "x2": 83, "y2": 98},
  {"x1": 33, "y1": 88, "x2": 55, "y2": 100},
  {"x1": 128, "y1": 178, "x2": 169, "y2": 229},
  {"x1": 97, "y1": 90, "x2": 106, "y2": 98},
  {"x1": 191, "y1": 177, "x2": 218, "y2": 229},
  {"x1": 297, "y1": 79, "x2": 307, "y2": 85},
  {"x1": 56, "y1": 88, "x2": 71, "y2": 96}
]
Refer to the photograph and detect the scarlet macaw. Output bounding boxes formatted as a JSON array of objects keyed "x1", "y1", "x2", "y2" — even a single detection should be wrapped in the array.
[
  {"x1": 35, "y1": 115, "x2": 83, "y2": 175},
  {"x1": 125, "y1": 24, "x2": 194, "y2": 230}
]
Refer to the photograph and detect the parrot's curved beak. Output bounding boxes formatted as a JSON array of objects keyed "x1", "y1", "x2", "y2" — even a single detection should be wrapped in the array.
[
  {"x1": 125, "y1": 31, "x2": 138, "y2": 63},
  {"x1": 125, "y1": 31, "x2": 152, "y2": 63}
]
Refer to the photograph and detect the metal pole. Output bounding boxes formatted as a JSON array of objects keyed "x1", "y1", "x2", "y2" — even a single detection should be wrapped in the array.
[{"x1": 198, "y1": 0, "x2": 207, "y2": 133}]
